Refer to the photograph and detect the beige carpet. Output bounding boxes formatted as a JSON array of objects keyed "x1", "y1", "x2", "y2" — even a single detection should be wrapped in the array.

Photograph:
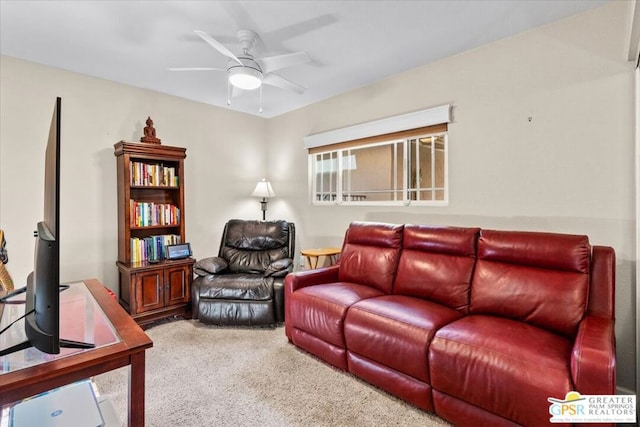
[{"x1": 94, "y1": 319, "x2": 451, "y2": 427}]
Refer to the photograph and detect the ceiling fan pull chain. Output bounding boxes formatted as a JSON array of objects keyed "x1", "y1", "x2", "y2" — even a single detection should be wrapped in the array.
[
  {"x1": 259, "y1": 84, "x2": 263, "y2": 114},
  {"x1": 227, "y1": 78, "x2": 231, "y2": 106}
]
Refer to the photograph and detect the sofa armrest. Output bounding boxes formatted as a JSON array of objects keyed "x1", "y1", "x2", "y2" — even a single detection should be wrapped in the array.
[
  {"x1": 588, "y1": 246, "x2": 615, "y2": 318},
  {"x1": 284, "y1": 264, "x2": 340, "y2": 293},
  {"x1": 571, "y1": 315, "x2": 616, "y2": 395},
  {"x1": 284, "y1": 265, "x2": 340, "y2": 341}
]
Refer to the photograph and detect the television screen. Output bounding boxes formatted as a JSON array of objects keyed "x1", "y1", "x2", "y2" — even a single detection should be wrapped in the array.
[
  {"x1": 0, "y1": 97, "x2": 93, "y2": 356},
  {"x1": 43, "y1": 97, "x2": 60, "y2": 240}
]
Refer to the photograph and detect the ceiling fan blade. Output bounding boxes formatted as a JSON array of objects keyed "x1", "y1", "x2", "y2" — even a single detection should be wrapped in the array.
[
  {"x1": 263, "y1": 73, "x2": 306, "y2": 94},
  {"x1": 168, "y1": 67, "x2": 225, "y2": 71},
  {"x1": 194, "y1": 30, "x2": 242, "y2": 65},
  {"x1": 257, "y1": 51, "x2": 310, "y2": 74}
]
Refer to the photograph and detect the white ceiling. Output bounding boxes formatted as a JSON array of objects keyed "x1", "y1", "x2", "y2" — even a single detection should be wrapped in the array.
[{"x1": 0, "y1": 1, "x2": 609, "y2": 118}]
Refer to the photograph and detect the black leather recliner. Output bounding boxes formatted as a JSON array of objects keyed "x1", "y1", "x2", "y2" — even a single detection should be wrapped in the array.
[{"x1": 192, "y1": 219, "x2": 295, "y2": 326}]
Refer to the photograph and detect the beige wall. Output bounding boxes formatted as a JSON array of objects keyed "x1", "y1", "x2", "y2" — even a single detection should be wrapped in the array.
[
  {"x1": 267, "y1": 2, "x2": 636, "y2": 392},
  {"x1": 0, "y1": 55, "x2": 268, "y2": 288},
  {"x1": 0, "y1": 2, "x2": 636, "y2": 393}
]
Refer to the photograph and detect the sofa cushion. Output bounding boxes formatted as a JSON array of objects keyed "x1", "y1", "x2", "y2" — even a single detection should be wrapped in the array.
[
  {"x1": 288, "y1": 282, "x2": 384, "y2": 348},
  {"x1": 344, "y1": 295, "x2": 464, "y2": 383},
  {"x1": 221, "y1": 219, "x2": 292, "y2": 273},
  {"x1": 224, "y1": 219, "x2": 291, "y2": 250},
  {"x1": 432, "y1": 391, "x2": 523, "y2": 427},
  {"x1": 223, "y1": 246, "x2": 289, "y2": 274},
  {"x1": 337, "y1": 222, "x2": 403, "y2": 294},
  {"x1": 477, "y1": 229, "x2": 590, "y2": 272},
  {"x1": 196, "y1": 274, "x2": 274, "y2": 301},
  {"x1": 347, "y1": 352, "x2": 435, "y2": 412},
  {"x1": 471, "y1": 229, "x2": 590, "y2": 337},
  {"x1": 197, "y1": 299, "x2": 275, "y2": 325},
  {"x1": 393, "y1": 225, "x2": 479, "y2": 312},
  {"x1": 429, "y1": 315, "x2": 574, "y2": 426}
]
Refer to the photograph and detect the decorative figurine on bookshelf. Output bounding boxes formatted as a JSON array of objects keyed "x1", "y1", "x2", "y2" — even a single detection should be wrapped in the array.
[{"x1": 140, "y1": 116, "x2": 161, "y2": 144}]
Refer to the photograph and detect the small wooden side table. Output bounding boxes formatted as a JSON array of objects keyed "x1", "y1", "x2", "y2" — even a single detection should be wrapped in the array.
[{"x1": 301, "y1": 247, "x2": 341, "y2": 269}]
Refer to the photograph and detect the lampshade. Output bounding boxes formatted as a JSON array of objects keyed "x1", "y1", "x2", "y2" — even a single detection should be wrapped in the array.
[
  {"x1": 229, "y1": 65, "x2": 262, "y2": 90},
  {"x1": 251, "y1": 179, "x2": 275, "y2": 198}
]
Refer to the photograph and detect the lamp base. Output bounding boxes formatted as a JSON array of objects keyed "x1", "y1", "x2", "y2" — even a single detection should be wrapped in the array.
[{"x1": 260, "y1": 198, "x2": 268, "y2": 221}]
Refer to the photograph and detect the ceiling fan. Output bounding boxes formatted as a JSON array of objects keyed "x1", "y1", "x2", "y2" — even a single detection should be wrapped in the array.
[{"x1": 170, "y1": 29, "x2": 311, "y2": 112}]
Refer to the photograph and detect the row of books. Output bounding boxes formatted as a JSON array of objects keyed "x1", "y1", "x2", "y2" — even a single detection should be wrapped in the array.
[
  {"x1": 130, "y1": 161, "x2": 178, "y2": 187},
  {"x1": 130, "y1": 234, "x2": 181, "y2": 262},
  {"x1": 130, "y1": 200, "x2": 180, "y2": 227}
]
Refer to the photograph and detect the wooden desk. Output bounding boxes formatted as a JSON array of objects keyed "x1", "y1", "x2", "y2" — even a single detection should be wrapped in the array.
[
  {"x1": 0, "y1": 279, "x2": 153, "y2": 426},
  {"x1": 301, "y1": 247, "x2": 341, "y2": 269}
]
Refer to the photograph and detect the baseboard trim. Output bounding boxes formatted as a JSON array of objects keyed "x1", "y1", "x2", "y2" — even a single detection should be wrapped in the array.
[{"x1": 617, "y1": 385, "x2": 636, "y2": 395}]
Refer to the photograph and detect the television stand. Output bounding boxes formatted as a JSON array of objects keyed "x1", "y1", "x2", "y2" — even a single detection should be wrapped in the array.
[
  {"x1": 1, "y1": 279, "x2": 152, "y2": 426},
  {"x1": 0, "y1": 337, "x2": 94, "y2": 357}
]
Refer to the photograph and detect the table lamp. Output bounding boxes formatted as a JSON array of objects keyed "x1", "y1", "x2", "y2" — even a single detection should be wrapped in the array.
[{"x1": 251, "y1": 178, "x2": 275, "y2": 220}]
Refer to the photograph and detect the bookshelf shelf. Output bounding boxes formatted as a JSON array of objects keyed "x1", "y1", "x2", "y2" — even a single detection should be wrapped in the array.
[
  {"x1": 130, "y1": 225, "x2": 181, "y2": 230},
  {"x1": 114, "y1": 141, "x2": 194, "y2": 326},
  {"x1": 130, "y1": 185, "x2": 180, "y2": 189}
]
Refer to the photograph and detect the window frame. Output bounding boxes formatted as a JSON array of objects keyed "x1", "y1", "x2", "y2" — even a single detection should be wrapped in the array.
[{"x1": 309, "y1": 125, "x2": 448, "y2": 207}]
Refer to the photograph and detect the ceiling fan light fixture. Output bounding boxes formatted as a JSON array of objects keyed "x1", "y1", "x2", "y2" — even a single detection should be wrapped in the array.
[{"x1": 228, "y1": 65, "x2": 262, "y2": 90}]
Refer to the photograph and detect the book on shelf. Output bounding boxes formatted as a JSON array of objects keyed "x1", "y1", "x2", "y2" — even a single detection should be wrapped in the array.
[
  {"x1": 130, "y1": 160, "x2": 178, "y2": 187},
  {"x1": 130, "y1": 234, "x2": 181, "y2": 263},
  {"x1": 129, "y1": 200, "x2": 180, "y2": 227}
]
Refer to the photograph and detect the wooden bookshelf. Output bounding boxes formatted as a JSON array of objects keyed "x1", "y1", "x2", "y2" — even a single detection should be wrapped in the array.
[{"x1": 114, "y1": 141, "x2": 194, "y2": 325}]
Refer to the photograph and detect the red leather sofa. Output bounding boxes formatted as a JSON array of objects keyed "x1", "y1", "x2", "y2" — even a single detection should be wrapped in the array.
[{"x1": 284, "y1": 222, "x2": 616, "y2": 426}]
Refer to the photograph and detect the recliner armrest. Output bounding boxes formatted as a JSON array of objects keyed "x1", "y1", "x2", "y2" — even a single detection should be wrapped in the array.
[
  {"x1": 194, "y1": 256, "x2": 228, "y2": 276},
  {"x1": 265, "y1": 258, "x2": 293, "y2": 277},
  {"x1": 571, "y1": 315, "x2": 616, "y2": 395}
]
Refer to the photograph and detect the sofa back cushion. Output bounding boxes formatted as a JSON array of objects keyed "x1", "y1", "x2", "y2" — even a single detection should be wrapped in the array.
[
  {"x1": 393, "y1": 225, "x2": 479, "y2": 312},
  {"x1": 471, "y1": 229, "x2": 591, "y2": 337},
  {"x1": 338, "y1": 222, "x2": 404, "y2": 294},
  {"x1": 220, "y1": 219, "x2": 293, "y2": 273}
]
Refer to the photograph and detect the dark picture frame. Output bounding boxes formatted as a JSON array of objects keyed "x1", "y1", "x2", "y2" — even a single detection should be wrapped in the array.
[{"x1": 166, "y1": 243, "x2": 192, "y2": 260}]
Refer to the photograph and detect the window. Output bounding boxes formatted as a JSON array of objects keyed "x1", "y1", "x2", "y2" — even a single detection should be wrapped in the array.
[
  {"x1": 305, "y1": 105, "x2": 451, "y2": 206},
  {"x1": 407, "y1": 133, "x2": 447, "y2": 202},
  {"x1": 310, "y1": 126, "x2": 448, "y2": 206}
]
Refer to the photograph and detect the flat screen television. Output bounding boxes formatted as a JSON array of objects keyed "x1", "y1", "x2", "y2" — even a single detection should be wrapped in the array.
[{"x1": 0, "y1": 97, "x2": 93, "y2": 356}]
